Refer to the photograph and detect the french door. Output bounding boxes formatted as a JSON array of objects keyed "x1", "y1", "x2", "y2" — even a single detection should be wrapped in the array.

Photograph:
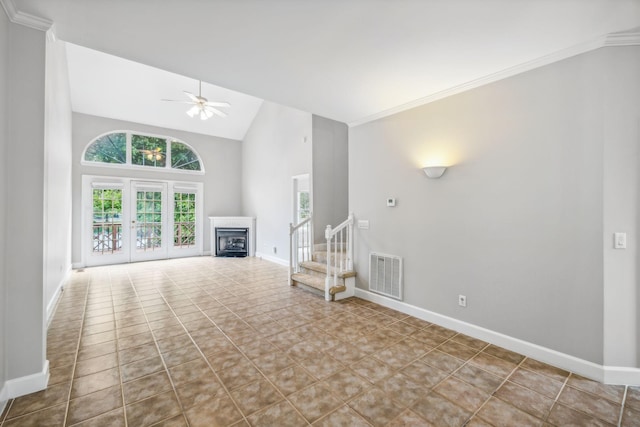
[{"x1": 83, "y1": 176, "x2": 203, "y2": 266}]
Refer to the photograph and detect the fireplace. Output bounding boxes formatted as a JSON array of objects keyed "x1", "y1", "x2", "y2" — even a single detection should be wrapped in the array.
[
  {"x1": 216, "y1": 228, "x2": 248, "y2": 257},
  {"x1": 209, "y1": 217, "x2": 256, "y2": 257}
]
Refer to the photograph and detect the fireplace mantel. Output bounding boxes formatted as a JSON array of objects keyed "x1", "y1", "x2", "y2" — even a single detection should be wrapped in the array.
[{"x1": 209, "y1": 217, "x2": 256, "y2": 257}]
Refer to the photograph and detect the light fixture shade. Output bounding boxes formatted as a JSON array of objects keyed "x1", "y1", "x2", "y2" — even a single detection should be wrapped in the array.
[
  {"x1": 423, "y1": 166, "x2": 447, "y2": 179},
  {"x1": 186, "y1": 105, "x2": 200, "y2": 118}
]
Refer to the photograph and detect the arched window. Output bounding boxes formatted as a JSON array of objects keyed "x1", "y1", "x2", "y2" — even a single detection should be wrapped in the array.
[{"x1": 83, "y1": 131, "x2": 203, "y2": 173}]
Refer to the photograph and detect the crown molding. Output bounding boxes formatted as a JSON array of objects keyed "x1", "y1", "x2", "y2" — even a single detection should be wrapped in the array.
[
  {"x1": 604, "y1": 27, "x2": 640, "y2": 47},
  {"x1": 0, "y1": 0, "x2": 53, "y2": 31},
  {"x1": 349, "y1": 28, "x2": 640, "y2": 127}
]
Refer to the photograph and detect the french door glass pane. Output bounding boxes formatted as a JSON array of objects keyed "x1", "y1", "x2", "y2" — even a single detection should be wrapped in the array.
[
  {"x1": 136, "y1": 190, "x2": 163, "y2": 251},
  {"x1": 174, "y1": 192, "x2": 196, "y2": 248},
  {"x1": 92, "y1": 189, "x2": 123, "y2": 254}
]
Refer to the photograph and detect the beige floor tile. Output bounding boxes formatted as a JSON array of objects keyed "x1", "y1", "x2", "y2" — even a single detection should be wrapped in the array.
[
  {"x1": 71, "y1": 367, "x2": 120, "y2": 398},
  {"x1": 230, "y1": 378, "x2": 283, "y2": 416},
  {"x1": 289, "y1": 382, "x2": 343, "y2": 423},
  {"x1": 558, "y1": 386, "x2": 621, "y2": 425},
  {"x1": 508, "y1": 367, "x2": 564, "y2": 399},
  {"x1": 434, "y1": 376, "x2": 489, "y2": 413},
  {"x1": 122, "y1": 371, "x2": 173, "y2": 404},
  {"x1": 184, "y1": 392, "x2": 243, "y2": 427},
  {"x1": 385, "y1": 408, "x2": 434, "y2": 426},
  {"x1": 2, "y1": 403, "x2": 66, "y2": 427},
  {"x1": 66, "y1": 385, "x2": 123, "y2": 425},
  {"x1": 269, "y1": 365, "x2": 317, "y2": 396},
  {"x1": 125, "y1": 390, "x2": 182, "y2": 426},
  {"x1": 494, "y1": 381, "x2": 555, "y2": 420},
  {"x1": 246, "y1": 400, "x2": 307, "y2": 427},
  {"x1": 67, "y1": 408, "x2": 125, "y2": 427},
  {"x1": 22, "y1": 258, "x2": 635, "y2": 427},
  {"x1": 546, "y1": 403, "x2": 615, "y2": 427},
  {"x1": 314, "y1": 404, "x2": 372, "y2": 426},
  {"x1": 6, "y1": 382, "x2": 71, "y2": 419},
  {"x1": 411, "y1": 392, "x2": 471, "y2": 426}
]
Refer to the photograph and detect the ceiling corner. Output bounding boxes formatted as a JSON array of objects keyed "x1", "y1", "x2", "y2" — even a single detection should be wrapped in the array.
[{"x1": 1, "y1": 0, "x2": 53, "y2": 31}]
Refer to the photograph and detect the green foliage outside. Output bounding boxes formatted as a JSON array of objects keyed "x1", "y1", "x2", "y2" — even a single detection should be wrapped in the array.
[
  {"x1": 85, "y1": 133, "x2": 126, "y2": 163},
  {"x1": 132, "y1": 135, "x2": 166, "y2": 167},
  {"x1": 171, "y1": 141, "x2": 201, "y2": 171}
]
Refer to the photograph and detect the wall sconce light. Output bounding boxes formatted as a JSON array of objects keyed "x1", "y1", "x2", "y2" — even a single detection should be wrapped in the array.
[{"x1": 422, "y1": 166, "x2": 447, "y2": 179}]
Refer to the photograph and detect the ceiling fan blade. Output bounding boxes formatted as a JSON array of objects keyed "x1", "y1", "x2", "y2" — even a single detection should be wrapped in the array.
[
  {"x1": 205, "y1": 106, "x2": 228, "y2": 118},
  {"x1": 184, "y1": 91, "x2": 199, "y2": 102},
  {"x1": 161, "y1": 99, "x2": 196, "y2": 104},
  {"x1": 204, "y1": 101, "x2": 231, "y2": 108}
]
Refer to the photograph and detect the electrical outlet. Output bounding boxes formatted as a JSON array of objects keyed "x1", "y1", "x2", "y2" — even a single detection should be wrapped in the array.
[{"x1": 458, "y1": 295, "x2": 467, "y2": 307}]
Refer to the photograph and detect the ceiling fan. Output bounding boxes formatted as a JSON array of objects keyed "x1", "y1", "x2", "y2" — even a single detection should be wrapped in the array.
[{"x1": 162, "y1": 81, "x2": 230, "y2": 120}]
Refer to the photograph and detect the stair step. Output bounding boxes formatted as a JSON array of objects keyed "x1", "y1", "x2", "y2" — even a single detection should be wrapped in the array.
[
  {"x1": 300, "y1": 261, "x2": 356, "y2": 279},
  {"x1": 291, "y1": 273, "x2": 325, "y2": 291},
  {"x1": 313, "y1": 243, "x2": 347, "y2": 252},
  {"x1": 312, "y1": 251, "x2": 351, "y2": 266}
]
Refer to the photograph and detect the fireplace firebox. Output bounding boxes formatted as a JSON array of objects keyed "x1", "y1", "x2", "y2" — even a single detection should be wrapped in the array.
[{"x1": 216, "y1": 228, "x2": 249, "y2": 257}]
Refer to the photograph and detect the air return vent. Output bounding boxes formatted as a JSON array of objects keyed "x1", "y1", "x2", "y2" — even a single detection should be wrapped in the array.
[{"x1": 369, "y1": 253, "x2": 402, "y2": 300}]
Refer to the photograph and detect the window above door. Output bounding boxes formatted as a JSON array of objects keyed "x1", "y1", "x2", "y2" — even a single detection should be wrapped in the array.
[{"x1": 83, "y1": 131, "x2": 204, "y2": 174}]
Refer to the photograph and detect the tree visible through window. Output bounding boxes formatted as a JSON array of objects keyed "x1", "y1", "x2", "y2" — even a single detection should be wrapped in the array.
[
  {"x1": 85, "y1": 133, "x2": 126, "y2": 164},
  {"x1": 84, "y1": 132, "x2": 203, "y2": 172}
]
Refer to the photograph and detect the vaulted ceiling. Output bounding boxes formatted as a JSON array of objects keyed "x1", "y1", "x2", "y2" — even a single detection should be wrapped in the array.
[{"x1": 9, "y1": 0, "x2": 640, "y2": 136}]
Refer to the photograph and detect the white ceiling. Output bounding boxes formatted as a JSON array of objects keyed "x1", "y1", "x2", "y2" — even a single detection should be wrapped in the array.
[
  {"x1": 11, "y1": 0, "x2": 640, "y2": 132},
  {"x1": 65, "y1": 43, "x2": 263, "y2": 140}
]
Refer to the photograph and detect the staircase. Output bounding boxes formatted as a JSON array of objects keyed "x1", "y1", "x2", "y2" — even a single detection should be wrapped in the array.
[{"x1": 289, "y1": 214, "x2": 356, "y2": 301}]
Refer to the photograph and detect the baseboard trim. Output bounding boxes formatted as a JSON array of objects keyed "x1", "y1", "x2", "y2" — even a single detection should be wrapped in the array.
[
  {"x1": 0, "y1": 360, "x2": 49, "y2": 400},
  {"x1": 354, "y1": 288, "x2": 639, "y2": 386},
  {"x1": 46, "y1": 265, "x2": 71, "y2": 327},
  {"x1": 255, "y1": 252, "x2": 289, "y2": 267}
]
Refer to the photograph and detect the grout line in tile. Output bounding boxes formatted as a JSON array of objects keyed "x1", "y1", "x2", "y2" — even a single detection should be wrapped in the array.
[
  {"x1": 111, "y1": 270, "x2": 129, "y2": 427},
  {"x1": 60, "y1": 277, "x2": 90, "y2": 427},
  {"x1": 617, "y1": 385, "x2": 628, "y2": 427}
]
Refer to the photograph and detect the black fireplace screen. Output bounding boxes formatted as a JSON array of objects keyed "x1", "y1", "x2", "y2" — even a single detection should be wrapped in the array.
[{"x1": 216, "y1": 228, "x2": 248, "y2": 257}]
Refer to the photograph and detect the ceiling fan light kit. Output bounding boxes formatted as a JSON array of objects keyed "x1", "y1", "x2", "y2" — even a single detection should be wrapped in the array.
[{"x1": 163, "y1": 80, "x2": 230, "y2": 121}]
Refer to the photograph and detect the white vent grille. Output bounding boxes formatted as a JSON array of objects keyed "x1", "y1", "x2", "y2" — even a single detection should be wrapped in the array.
[{"x1": 369, "y1": 252, "x2": 402, "y2": 300}]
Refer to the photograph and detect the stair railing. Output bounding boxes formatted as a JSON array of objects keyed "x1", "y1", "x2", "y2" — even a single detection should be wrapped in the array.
[
  {"x1": 324, "y1": 213, "x2": 354, "y2": 301},
  {"x1": 289, "y1": 214, "x2": 313, "y2": 286}
]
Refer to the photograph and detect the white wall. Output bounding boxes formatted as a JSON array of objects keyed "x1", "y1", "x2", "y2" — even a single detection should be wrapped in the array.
[
  {"x1": 5, "y1": 23, "x2": 47, "y2": 382},
  {"x1": 241, "y1": 101, "x2": 312, "y2": 263},
  {"x1": 601, "y1": 46, "x2": 640, "y2": 368},
  {"x1": 312, "y1": 115, "x2": 349, "y2": 240},
  {"x1": 0, "y1": 5, "x2": 9, "y2": 402},
  {"x1": 44, "y1": 36, "x2": 73, "y2": 319},
  {"x1": 72, "y1": 113, "x2": 243, "y2": 262},
  {"x1": 349, "y1": 47, "x2": 630, "y2": 365}
]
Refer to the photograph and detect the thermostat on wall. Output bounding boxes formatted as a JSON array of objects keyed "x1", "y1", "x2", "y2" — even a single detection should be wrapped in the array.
[{"x1": 386, "y1": 197, "x2": 396, "y2": 207}]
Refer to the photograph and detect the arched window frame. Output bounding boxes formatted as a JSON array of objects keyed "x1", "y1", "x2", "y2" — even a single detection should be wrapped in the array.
[{"x1": 82, "y1": 130, "x2": 205, "y2": 175}]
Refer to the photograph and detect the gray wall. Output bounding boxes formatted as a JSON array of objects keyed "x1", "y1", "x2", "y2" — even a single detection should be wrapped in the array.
[
  {"x1": 241, "y1": 101, "x2": 312, "y2": 263},
  {"x1": 5, "y1": 23, "x2": 47, "y2": 380},
  {"x1": 349, "y1": 47, "x2": 633, "y2": 365},
  {"x1": 44, "y1": 38, "x2": 73, "y2": 317},
  {"x1": 600, "y1": 46, "x2": 640, "y2": 367},
  {"x1": 312, "y1": 115, "x2": 349, "y2": 240},
  {"x1": 0, "y1": 6, "x2": 9, "y2": 400},
  {"x1": 72, "y1": 113, "x2": 243, "y2": 263}
]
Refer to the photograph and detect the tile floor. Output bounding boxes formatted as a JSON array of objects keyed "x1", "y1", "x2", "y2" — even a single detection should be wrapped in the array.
[{"x1": 0, "y1": 256, "x2": 638, "y2": 426}]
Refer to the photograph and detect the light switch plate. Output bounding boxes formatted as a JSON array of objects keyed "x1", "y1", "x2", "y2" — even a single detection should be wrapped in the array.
[
  {"x1": 358, "y1": 220, "x2": 369, "y2": 229},
  {"x1": 614, "y1": 232, "x2": 627, "y2": 249}
]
